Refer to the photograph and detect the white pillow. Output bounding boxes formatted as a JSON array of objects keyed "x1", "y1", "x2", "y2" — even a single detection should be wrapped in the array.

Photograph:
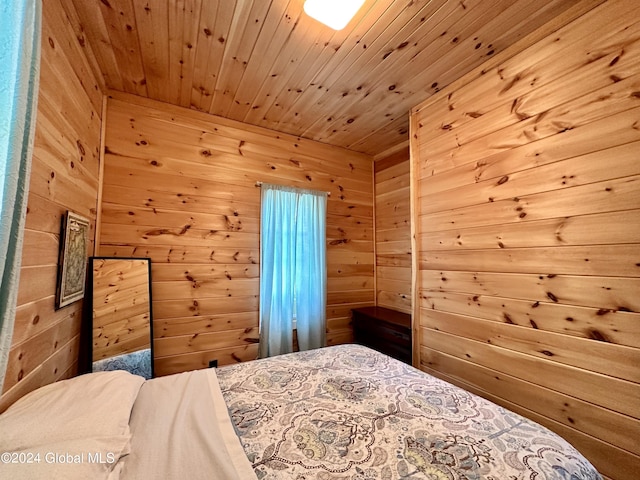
[{"x1": 0, "y1": 371, "x2": 145, "y2": 450}]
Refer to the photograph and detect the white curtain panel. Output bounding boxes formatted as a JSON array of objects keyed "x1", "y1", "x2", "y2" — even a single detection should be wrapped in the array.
[
  {"x1": 259, "y1": 184, "x2": 327, "y2": 358},
  {"x1": 0, "y1": 0, "x2": 41, "y2": 389}
]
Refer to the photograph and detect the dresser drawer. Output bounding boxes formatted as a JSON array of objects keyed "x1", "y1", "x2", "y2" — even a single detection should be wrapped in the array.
[{"x1": 352, "y1": 307, "x2": 412, "y2": 364}]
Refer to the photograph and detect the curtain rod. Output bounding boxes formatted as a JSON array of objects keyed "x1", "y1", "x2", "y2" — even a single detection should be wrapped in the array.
[{"x1": 255, "y1": 181, "x2": 331, "y2": 196}]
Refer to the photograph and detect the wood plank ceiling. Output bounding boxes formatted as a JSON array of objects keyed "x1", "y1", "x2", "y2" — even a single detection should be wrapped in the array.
[{"x1": 71, "y1": 0, "x2": 582, "y2": 156}]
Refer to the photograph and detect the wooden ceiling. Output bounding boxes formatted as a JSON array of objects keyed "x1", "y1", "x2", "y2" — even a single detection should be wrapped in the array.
[{"x1": 70, "y1": 0, "x2": 582, "y2": 156}]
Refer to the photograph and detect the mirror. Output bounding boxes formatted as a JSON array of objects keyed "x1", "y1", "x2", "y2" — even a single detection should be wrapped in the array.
[{"x1": 84, "y1": 257, "x2": 154, "y2": 379}]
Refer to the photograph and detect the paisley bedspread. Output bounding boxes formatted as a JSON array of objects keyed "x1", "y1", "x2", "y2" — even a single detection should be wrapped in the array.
[{"x1": 216, "y1": 344, "x2": 601, "y2": 480}]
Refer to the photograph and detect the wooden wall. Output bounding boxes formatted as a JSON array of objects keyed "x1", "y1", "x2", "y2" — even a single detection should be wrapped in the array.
[
  {"x1": 374, "y1": 147, "x2": 411, "y2": 314},
  {"x1": 0, "y1": 0, "x2": 103, "y2": 410},
  {"x1": 91, "y1": 258, "x2": 151, "y2": 361},
  {"x1": 410, "y1": 1, "x2": 640, "y2": 478},
  {"x1": 99, "y1": 92, "x2": 374, "y2": 376}
]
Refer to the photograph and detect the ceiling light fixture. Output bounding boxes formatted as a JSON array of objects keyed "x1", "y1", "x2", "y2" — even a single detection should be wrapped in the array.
[{"x1": 303, "y1": 0, "x2": 366, "y2": 31}]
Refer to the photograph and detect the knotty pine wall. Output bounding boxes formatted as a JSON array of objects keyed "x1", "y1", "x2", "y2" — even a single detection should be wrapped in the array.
[
  {"x1": 99, "y1": 91, "x2": 374, "y2": 376},
  {"x1": 0, "y1": 0, "x2": 104, "y2": 410},
  {"x1": 374, "y1": 147, "x2": 411, "y2": 314},
  {"x1": 410, "y1": 1, "x2": 640, "y2": 478}
]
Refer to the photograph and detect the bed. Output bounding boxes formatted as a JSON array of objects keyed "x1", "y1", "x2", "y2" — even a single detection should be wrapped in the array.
[{"x1": 0, "y1": 344, "x2": 601, "y2": 479}]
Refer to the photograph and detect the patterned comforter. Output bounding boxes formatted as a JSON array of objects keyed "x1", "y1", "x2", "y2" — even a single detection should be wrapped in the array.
[{"x1": 217, "y1": 344, "x2": 601, "y2": 480}]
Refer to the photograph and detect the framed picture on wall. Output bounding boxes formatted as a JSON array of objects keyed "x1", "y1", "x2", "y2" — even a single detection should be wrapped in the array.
[{"x1": 56, "y1": 210, "x2": 90, "y2": 309}]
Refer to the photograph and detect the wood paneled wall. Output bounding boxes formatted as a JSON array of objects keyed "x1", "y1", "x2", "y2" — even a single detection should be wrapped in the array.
[
  {"x1": 99, "y1": 92, "x2": 374, "y2": 376},
  {"x1": 0, "y1": 0, "x2": 103, "y2": 410},
  {"x1": 374, "y1": 147, "x2": 411, "y2": 314},
  {"x1": 91, "y1": 258, "x2": 152, "y2": 361},
  {"x1": 410, "y1": 1, "x2": 640, "y2": 478}
]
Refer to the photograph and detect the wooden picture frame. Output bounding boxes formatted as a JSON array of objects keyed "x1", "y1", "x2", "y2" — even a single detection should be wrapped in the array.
[{"x1": 56, "y1": 210, "x2": 90, "y2": 309}]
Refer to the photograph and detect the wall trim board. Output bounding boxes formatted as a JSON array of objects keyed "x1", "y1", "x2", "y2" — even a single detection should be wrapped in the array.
[
  {"x1": 94, "y1": 94, "x2": 108, "y2": 254},
  {"x1": 409, "y1": 114, "x2": 420, "y2": 367}
]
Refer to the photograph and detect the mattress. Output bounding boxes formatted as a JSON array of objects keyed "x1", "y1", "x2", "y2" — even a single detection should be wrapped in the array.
[
  {"x1": 216, "y1": 344, "x2": 601, "y2": 479},
  {"x1": 1, "y1": 344, "x2": 600, "y2": 479}
]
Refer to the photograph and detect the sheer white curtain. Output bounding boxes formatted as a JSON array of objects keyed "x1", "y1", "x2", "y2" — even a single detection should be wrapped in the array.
[
  {"x1": 259, "y1": 184, "x2": 327, "y2": 358},
  {"x1": 0, "y1": 0, "x2": 41, "y2": 388},
  {"x1": 294, "y1": 191, "x2": 327, "y2": 352}
]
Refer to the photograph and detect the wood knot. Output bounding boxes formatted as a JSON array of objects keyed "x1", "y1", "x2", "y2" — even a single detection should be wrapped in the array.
[{"x1": 588, "y1": 329, "x2": 610, "y2": 342}]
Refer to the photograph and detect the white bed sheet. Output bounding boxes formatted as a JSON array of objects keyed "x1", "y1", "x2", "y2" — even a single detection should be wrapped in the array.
[{"x1": 119, "y1": 368, "x2": 256, "y2": 480}]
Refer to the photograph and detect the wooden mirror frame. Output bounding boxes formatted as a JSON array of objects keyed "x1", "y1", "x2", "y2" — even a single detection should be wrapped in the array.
[{"x1": 81, "y1": 256, "x2": 154, "y2": 378}]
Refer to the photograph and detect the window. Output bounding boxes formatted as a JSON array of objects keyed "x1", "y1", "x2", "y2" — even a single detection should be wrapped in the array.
[{"x1": 258, "y1": 184, "x2": 327, "y2": 358}]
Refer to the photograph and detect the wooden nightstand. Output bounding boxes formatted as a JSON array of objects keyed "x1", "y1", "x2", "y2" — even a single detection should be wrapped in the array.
[{"x1": 351, "y1": 306, "x2": 412, "y2": 364}]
